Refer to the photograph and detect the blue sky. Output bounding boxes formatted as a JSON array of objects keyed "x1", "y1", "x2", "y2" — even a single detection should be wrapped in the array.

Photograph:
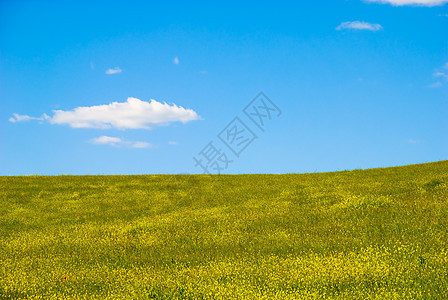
[{"x1": 1, "y1": 0, "x2": 447, "y2": 175}]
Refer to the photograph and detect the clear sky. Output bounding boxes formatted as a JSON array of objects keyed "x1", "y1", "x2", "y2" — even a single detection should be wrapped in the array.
[{"x1": 1, "y1": 0, "x2": 447, "y2": 175}]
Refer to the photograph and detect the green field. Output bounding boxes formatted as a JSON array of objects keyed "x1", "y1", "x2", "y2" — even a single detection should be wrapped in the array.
[{"x1": 1, "y1": 161, "x2": 447, "y2": 299}]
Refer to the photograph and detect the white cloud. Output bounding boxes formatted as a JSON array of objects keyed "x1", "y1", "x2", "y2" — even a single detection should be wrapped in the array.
[
  {"x1": 9, "y1": 113, "x2": 49, "y2": 123},
  {"x1": 428, "y1": 63, "x2": 448, "y2": 87},
  {"x1": 336, "y1": 21, "x2": 383, "y2": 31},
  {"x1": 90, "y1": 136, "x2": 152, "y2": 148},
  {"x1": 131, "y1": 141, "x2": 152, "y2": 148},
  {"x1": 408, "y1": 139, "x2": 419, "y2": 144},
  {"x1": 10, "y1": 97, "x2": 200, "y2": 130},
  {"x1": 434, "y1": 71, "x2": 448, "y2": 79},
  {"x1": 105, "y1": 67, "x2": 122, "y2": 75},
  {"x1": 50, "y1": 97, "x2": 200, "y2": 129},
  {"x1": 365, "y1": 0, "x2": 448, "y2": 6},
  {"x1": 173, "y1": 57, "x2": 179, "y2": 65},
  {"x1": 168, "y1": 141, "x2": 179, "y2": 145},
  {"x1": 429, "y1": 82, "x2": 442, "y2": 88},
  {"x1": 91, "y1": 136, "x2": 122, "y2": 145}
]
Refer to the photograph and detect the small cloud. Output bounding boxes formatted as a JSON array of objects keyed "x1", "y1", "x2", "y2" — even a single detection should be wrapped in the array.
[
  {"x1": 105, "y1": 67, "x2": 122, "y2": 75},
  {"x1": 91, "y1": 136, "x2": 122, "y2": 146},
  {"x1": 434, "y1": 71, "x2": 448, "y2": 80},
  {"x1": 168, "y1": 141, "x2": 178, "y2": 145},
  {"x1": 90, "y1": 136, "x2": 153, "y2": 148},
  {"x1": 336, "y1": 21, "x2": 383, "y2": 31},
  {"x1": 408, "y1": 139, "x2": 419, "y2": 144},
  {"x1": 90, "y1": 61, "x2": 95, "y2": 70},
  {"x1": 429, "y1": 82, "x2": 443, "y2": 88},
  {"x1": 131, "y1": 141, "x2": 152, "y2": 148},
  {"x1": 9, "y1": 113, "x2": 49, "y2": 123},
  {"x1": 438, "y1": 13, "x2": 448, "y2": 16},
  {"x1": 365, "y1": 0, "x2": 448, "y2": 6},
  {"x1": 199, "y1": 70, "x2": 208, "y2": 74},
  {"x1": 9, "y1": 113, "x2": 35, "y2": 123},
  {"x1": 173, "y1": 57, "x2": 179, "y2": 65},
  {"x1": 428, "y1": 63, "x2": 448, "y2": 87}
]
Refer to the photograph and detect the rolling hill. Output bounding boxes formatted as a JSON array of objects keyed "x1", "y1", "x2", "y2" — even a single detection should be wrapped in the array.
[{"x1": 1, "y1": 161, "x2": 447, "y2": 299}]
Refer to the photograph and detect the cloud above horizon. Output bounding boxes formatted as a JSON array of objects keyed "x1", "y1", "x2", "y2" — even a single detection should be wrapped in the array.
[
  {"x1": 10, "y1": 97, "x2": 201, "y2": 129},
  {"x1": 364, "y1": 0, "x2": 448, "y2": 6},
  {"x1": 434, "y1": 71, "x2": 448, "y2": 79},
  {"x1": 336, "y1": 21, "x2": 383, "y2": 31},
  {"x1": 90, "y1": 136, "x2": 152, "y2": 148},
  {"x1": 429, "y1": 82, "x2": 442, "y2": 88},
  {"x1": 429, "y1": 62, "x2": 448, "y2": 87},
  {"x1": 105, "y1": 67, "x2": 122, "y2": 75},
  {"x1": 9, "y1": 113, "x2": 49, "y2": 123}
]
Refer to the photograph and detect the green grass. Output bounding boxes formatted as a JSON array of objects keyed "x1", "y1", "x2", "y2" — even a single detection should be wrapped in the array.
[{"x1": 1, "y1": 161, "x2": 447, "y2": 299}]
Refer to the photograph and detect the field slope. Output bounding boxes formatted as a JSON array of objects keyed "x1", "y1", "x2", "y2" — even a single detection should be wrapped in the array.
[{"x1": 1, "y1": 161, "x2": 447, "y2": 299}]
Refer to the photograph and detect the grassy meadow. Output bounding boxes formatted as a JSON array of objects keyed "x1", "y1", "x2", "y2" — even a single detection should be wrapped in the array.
[{"x1": 0, "y1": 161, "x2": 447, "y2": 299}]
